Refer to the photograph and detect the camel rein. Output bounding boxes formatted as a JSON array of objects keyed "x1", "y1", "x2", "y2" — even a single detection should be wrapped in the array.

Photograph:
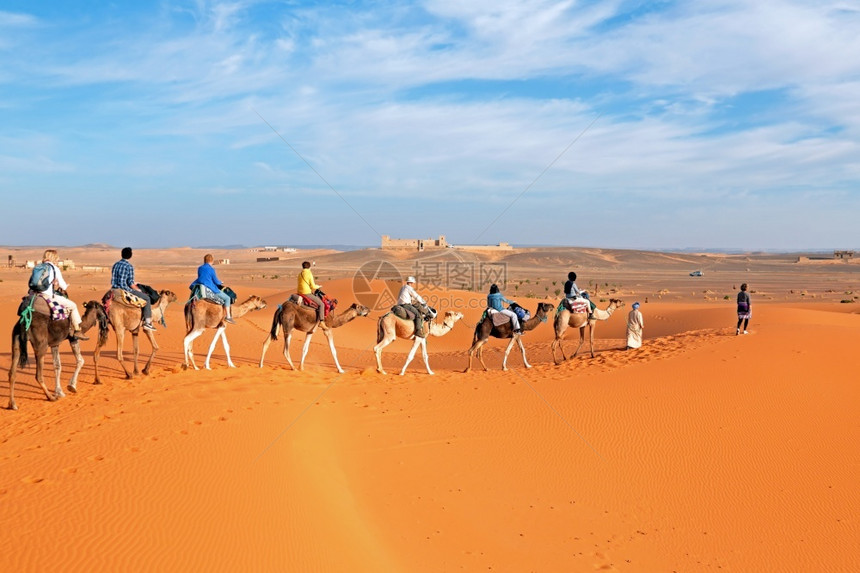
[{"x1": 19, "y1": 296, "x2": 36, "y2": 332}]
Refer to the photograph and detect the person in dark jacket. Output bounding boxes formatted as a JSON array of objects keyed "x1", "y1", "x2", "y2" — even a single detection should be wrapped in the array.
[{"x1": 736, "y1": 283, "x2": 751, "y2": 335}]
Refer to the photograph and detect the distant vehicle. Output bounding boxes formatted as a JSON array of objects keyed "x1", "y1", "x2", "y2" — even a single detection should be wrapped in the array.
[{"x1": 689, "y1": 270, "x2": 704, "y2": 277}]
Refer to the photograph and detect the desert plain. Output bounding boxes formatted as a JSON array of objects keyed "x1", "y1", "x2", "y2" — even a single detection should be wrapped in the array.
[{"x1": 1, "y1": 244, "x2": 857, "y2": 571}]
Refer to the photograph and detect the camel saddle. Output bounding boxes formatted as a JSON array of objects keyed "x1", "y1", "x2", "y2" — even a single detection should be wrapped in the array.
[
  {"x1": 105, "y1": 288, "x2": 148, "y2": 309},
  {"x1": 289, "y1": 293, "x2": 337, "y2": 317},
  {"x1": 190, "y1": 284, "x2": 226, "y2": 305},
  {"x1": 485, "y1": 308, "x2": 514, "y2": 327},
  {"x1": 561, "y1": 297, "x2": 590, "y2": 314},
  {"x1": 391, "y1": 304, "x2": 436, "y2": 321},
  {"x1": 18, "y1": 294, "x2": 69, "y2": 321}
]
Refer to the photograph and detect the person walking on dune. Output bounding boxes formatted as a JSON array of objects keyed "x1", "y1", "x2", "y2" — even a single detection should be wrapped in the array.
[
  {"x1": 736, "y1": 283, "x2": 751, "y2": 335},
  {"x1": 626, "y1": 301, "x2": 644, "y2": 350}
]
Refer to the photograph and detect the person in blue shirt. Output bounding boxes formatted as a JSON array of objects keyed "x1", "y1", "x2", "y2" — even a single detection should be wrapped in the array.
[
  {"x1": 190, "y1": 254, "x2": 234, "y2": 323},
  {"x1": 487, "y1": 283, "x2": 521, "y2": 333},
  {"x1": 111, "y1": 247, "x2": 156, "y2": 331}
]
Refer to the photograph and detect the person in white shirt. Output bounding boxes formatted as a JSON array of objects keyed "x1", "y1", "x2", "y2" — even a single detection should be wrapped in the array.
[
  {"x1": 39, "y1": 249, "x2": 88, "y2": 341},
  {"x1": 396, "y1": 276, "x2": 428, "y2": 337}
]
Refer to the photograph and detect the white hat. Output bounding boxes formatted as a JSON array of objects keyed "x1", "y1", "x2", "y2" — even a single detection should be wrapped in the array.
[{"x1": 406, "y1": 276, "x2": 416, "y2": 283}]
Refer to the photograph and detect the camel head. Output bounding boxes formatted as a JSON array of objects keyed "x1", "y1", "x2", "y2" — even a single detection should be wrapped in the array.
[
  {"x1": 610, "y1": 298, "x2": 624, "y2": 307},
  {"x1": 442, "y1": 311, "x2": 464, "y2": 324},
  {"x1": 160, "y1": 290, "x2": 178, "y2": 303},
  {"x1": 346, "y1": 302, "x2": 371, "y2": 317},
  {"x1": 83, "y1": 300, "x2": 110, "y2": 347},
  {"x1": 536, "y1": 302, "x2": 555, "y2": 315},
  {"x1": 248, "y1": 295, "x2": 267, "y2": 310}
]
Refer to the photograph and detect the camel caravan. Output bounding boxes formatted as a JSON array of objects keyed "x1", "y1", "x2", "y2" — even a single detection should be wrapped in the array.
[{"x1": 7, "y1": 250, "x2": 624, "y2": 409}]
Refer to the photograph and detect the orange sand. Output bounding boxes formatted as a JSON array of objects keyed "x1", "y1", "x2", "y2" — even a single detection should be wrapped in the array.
[{"x1": 1, "y1": 248, "x2": 858, "y2": 571}]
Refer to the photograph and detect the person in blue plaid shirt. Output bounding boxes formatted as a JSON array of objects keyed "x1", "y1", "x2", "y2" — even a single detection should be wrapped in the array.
[{"x1": 111, "y1": 247, "x2": 156, "y2": 331}]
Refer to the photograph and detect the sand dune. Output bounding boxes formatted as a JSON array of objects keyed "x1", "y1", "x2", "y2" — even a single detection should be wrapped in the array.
[{"x1": 1, "y1": 247, "x2": 857, "y2": 571}]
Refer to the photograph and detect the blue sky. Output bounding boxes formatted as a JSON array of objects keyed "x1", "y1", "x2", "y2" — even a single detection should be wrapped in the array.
[{"x1": 1, "y1": 1, "x2": 858, "y2": 250}]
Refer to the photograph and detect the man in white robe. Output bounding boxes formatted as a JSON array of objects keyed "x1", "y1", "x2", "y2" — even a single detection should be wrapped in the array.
[{"x1": 626, "y1": 302, "x2": 644, "y2": 349}]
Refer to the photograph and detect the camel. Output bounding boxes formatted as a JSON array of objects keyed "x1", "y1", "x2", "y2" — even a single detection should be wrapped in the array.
[
  {"x1": 550, "y1": 298, "x2": 624, "y2": 362},
  {"x1": 373, "y1": 310, "x2": 465, "y2": 375},
  {"x1": 464, "y1": 302, "x2": 555, "y2": 373},
  {"x1": 92, "y1": 289, "x2": 177, "y2": 384},
  {"x1": 183, "y1": 295, "x2": 267, "y2": 370},
  {"x1": 259, "y1": 300, "x2": 370, "y2": 373},
  {"x1": 8, "y1": 300, "x2": 109, "y2": 410}
]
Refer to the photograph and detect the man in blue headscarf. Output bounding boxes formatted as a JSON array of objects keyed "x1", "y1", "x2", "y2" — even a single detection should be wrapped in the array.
[{"x1": 626, "y1": 301, "x2": 644, "y2": 349}]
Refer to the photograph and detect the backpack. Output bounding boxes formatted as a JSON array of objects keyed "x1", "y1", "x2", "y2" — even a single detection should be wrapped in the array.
[
  {"x1": 509, "y1": 302, "x2": 531, "y2": 322},
  {"x1": 29, "y1": 263, "x2": 54, "y2": 293}
]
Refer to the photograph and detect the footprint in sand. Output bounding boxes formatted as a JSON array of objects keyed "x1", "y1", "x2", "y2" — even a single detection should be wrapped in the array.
[
  {"x1": 21, "y1": 476, "x2": 45, "y2": 484},
  {"x1": 88, "y1": 454, "x2": 105, "y2": 462},
  {"x1": 63, "y1": 467, "x2": 79, "y2": 474}
]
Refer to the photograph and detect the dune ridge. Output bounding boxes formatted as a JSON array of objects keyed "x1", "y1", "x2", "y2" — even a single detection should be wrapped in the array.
[{"x1": 1, "y1": 247, "x2": 858, "y2": 571}]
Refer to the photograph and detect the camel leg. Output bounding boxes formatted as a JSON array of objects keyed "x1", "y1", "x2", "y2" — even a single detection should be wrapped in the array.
[
  {"x1": 283, "y1": 332, "x2": 297, "y2": 371},
  {"x1": 51, "y1": 346, "x2": 65, "y2": 400},
  {"x1": 323, "y1": 329, "x2": 344, "y2": 374},
  {"x1": 142, "y1": 329, "x2": 158, "y2": 375},
  {"x1": 115, "y1": 328, "x2": 134, "y2": 379},
  {"x1": 478, "y1": 341, "x2": 489, "y2": 371},
  {"x1": 132, "y1": 332, "x2": 141, "y2": 375},
  {"x1": 589, "y1": 323, "x2": 596, "y2": 358},
  {"x1": 464, "y1": 338, "x2": 487, "y2": 373},
  {"x1": 34, "y1": 348, "x2": 54, "y2": 402},
  {"x1": 373, "y1": 333, "x2": 397, "y2": 375},
  {"x1": 8, "y1": 333, "x2": 20, "y2": 410},
  {"x1": 551, "y1": 337, "x2": 569, "y2": 364},
  {"x1": 518, "y1": 336, "x2": 532, "y2": 369},
  {"x1": 399, "y1": 337, "x2": 422, "y2": 375},
  {"x1": 93, "y1": 334, "x2": 103, "y2": 385},
  {"x1": 552, "y1": 320, "x2": 569, "y2": 364},
  {"x1": 184, "y1": 328, "x2": 205, "y2": 370},
  {"x1": 204, "y1": 327, "x2": 228, "y2": 370},
  {"x1": 421, "y1": 338, "x2": 433, "y2": 375},
  {"x1": 67, "y1": 341, "x2": 84, "y2": 394},
  {"x1": 222, "y1": 329, "x2": 235, "y2": 368},
  {"x1": 259, "y1": 334, "x2": 273, "y2": 368},
  {"x1": 572, "y1": 327, "x2": 586, "y2": 358},
  {"x1": 299, "y1": 331, "x2": 314, "y2": 371},
  {"x1": 502, "y1": 336, "x2": 517, "y2": 371}
]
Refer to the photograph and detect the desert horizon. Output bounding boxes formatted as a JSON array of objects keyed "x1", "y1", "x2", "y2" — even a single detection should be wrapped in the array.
[{"x1": 1, "y1": 244, "x2": 857, "y2": 571}]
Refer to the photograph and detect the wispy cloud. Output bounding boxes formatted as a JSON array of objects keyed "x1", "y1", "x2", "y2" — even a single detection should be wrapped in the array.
[{"x1": 0, "y1": 0, "x2": 857, "y2": 248}]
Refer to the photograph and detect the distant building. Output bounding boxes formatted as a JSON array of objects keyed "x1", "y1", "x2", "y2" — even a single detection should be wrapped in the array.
[
  {"x1": 216, "y1": 259, "x2": 230, "y2": 265},
  {"x1": 454, "y1": 242, "x2": 513, "y2": 252},
  {"x1": 381, "y1": 235, "x2": 449, "y2": 251},
  {"x1": 834, "y1": 250, "x2": 854, "y2": 259},
  {"x1": 250, "y1": 246, "x2": 297, "y2": 253}
]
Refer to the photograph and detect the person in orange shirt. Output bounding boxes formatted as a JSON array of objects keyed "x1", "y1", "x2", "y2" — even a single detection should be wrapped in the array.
[{"x1": 297, "y1": 261, "x2": 325, "y2": 322}]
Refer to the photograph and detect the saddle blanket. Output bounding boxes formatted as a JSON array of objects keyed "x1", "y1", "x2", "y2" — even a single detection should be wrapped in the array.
[
  {"x1": 110, "y1": 288, "x2": 148, "y2": 308},
  {"x1": 391, "y1": 305, "x2": 415, "y2": 320},
  {"x1": 487, "y1": 308, "x2": 513, "y2": 327},
  {"x1": 191, "y1": 284, "x2": 225, "y2": 305},
  {"x1": 289, "y1": 293, "x2": 337, "y2": 317},
  {"x1": 566, "y1": 298, "x2": 590, "y2": 314},
  {"x1": 19, "y1": 294, "x2": 69, "y2": 321}
]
